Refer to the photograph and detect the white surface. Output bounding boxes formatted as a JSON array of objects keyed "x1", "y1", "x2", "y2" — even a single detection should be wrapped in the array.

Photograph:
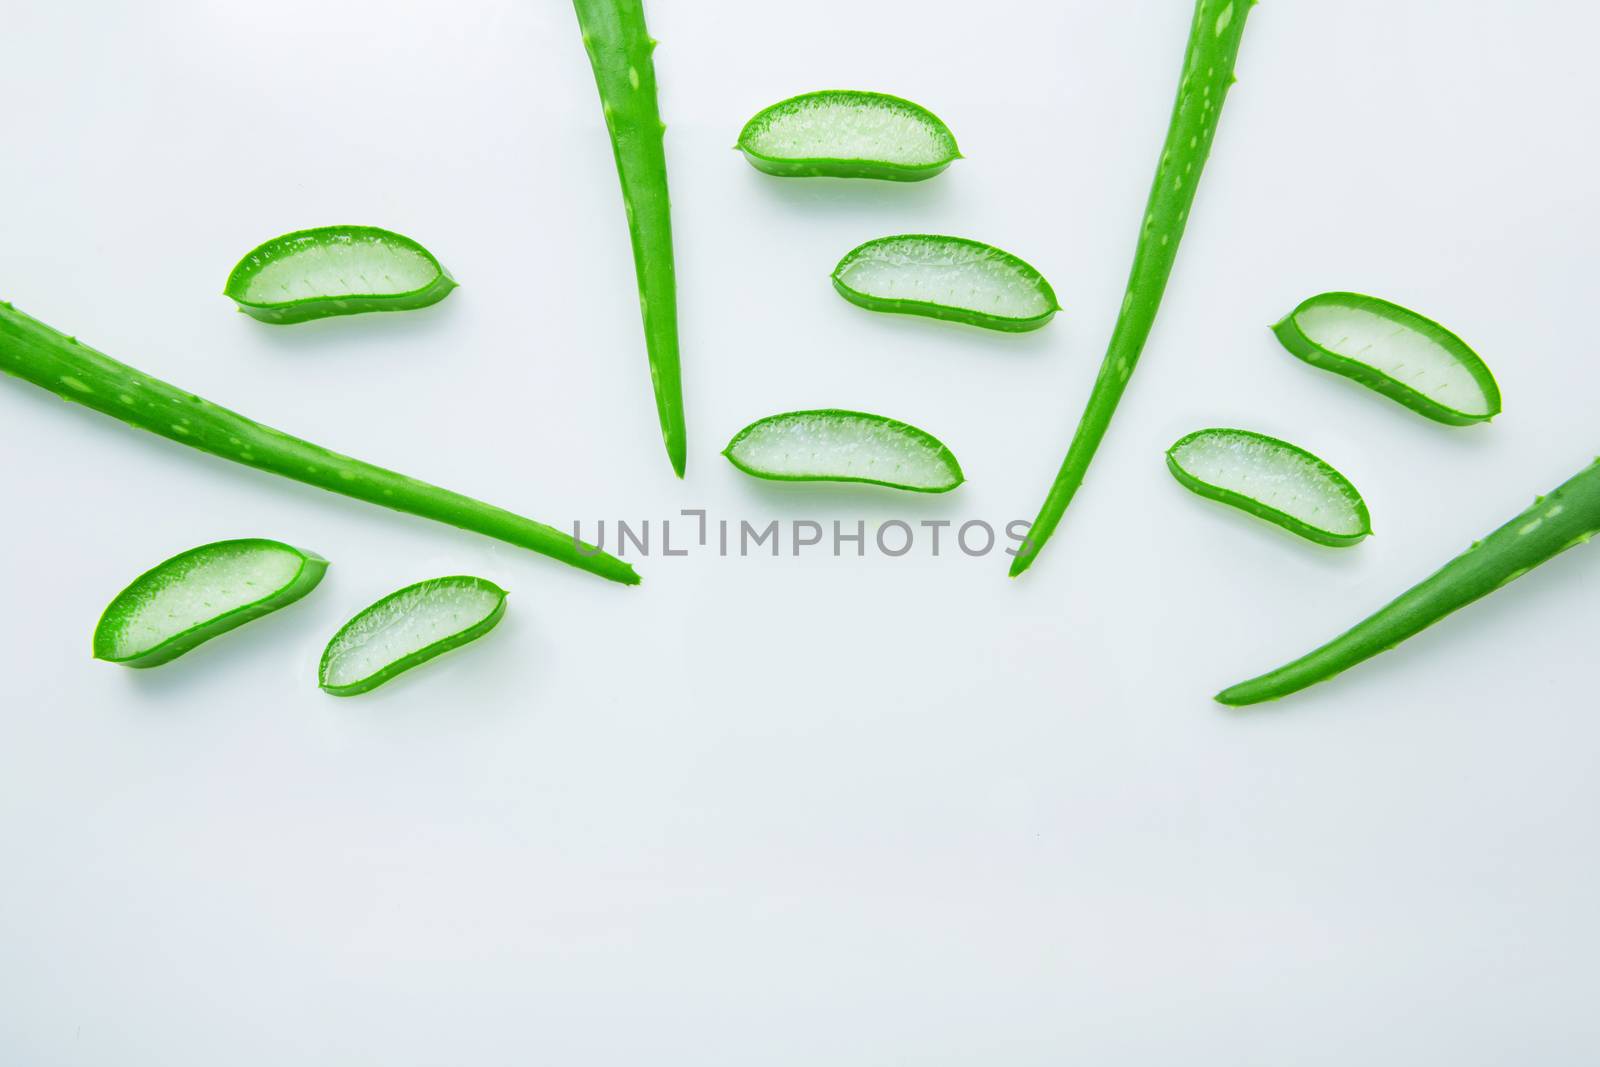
[{"x1": 1, "y1": 1, "x2": 1597, "y2": 1062}]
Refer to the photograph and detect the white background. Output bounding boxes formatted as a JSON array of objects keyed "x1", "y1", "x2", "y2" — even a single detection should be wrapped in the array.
[{"x1": 2, "y1": 0, "x2": 1597, "y2": 1062}]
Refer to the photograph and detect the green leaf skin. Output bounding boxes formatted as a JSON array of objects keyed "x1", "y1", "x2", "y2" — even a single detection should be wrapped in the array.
[
  {"x1": 1272, "y1": 292, "x2": 1501, "y2": 425},
  {"x1": 93, "y1": 539, "x2": 327, "y2": 668},
  {"x1": 1011, "y1": 0, "x2": 1254, "y2": 578},
  {"x1": 0, "y1": 302, "x2": 638, "y2": 586},
  {"x1": 573, "y1": 0, "x2": 687, "y2": 478},
  {"x1": 1167, "y1": 428, "x2": 1371, "y2": 547},
  {"x1": 1217, "y1": 456, "x2": 1600, "y2": 706},
  {"x1": 737, "y1": 90, "x2": 961, "y2": 181},
  {"x1": 723, "y1": 409, "x2": 964, "y2": 493},
  {"x1": 319, "y1": 576, "x2": 508, "y2": 696},
  {"x1": 831, "y1": 235, "x2": 1059, "y2": 333},
  {"x1": 223, "y1": 226, "x2": 457, "y2": 325}
]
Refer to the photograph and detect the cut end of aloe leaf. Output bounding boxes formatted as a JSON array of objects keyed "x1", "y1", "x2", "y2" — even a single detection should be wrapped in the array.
[
  {"x1": 93, "y1": 539, "x2": 327, "y2": 667},
  {"x1": 224, "y1": 226, "x2": 457, "y2": 324},
  {"x1": 319, "y1": 576, "x2": 507, "y2": 696},
  {"x1": 832, "y1": 235, "x2": 1058, "y2": 332},
  {"x1": 737, "y1": 90, "x2": 960, "y2": 181},
  {"x1": 1167, "y1": 428, "x2": 1371, "y2": 547},
  {"x1": 1274, "y1": 292, "x2": 1500, "y2": 425},
  {"x1": 724, "y1": 409, "x2": 963, "y2": 493}
]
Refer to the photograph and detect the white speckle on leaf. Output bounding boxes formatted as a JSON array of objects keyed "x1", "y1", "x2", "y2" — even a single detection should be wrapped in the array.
[{"x1": 1215, "y1": 1, "x2": 1234, "y2": 34}]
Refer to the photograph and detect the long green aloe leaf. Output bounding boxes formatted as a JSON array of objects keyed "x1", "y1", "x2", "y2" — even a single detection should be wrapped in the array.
[
  {"x1": 1011, "y1": 0, "x2": 1254, "y2": 577},
  {"x1": 573, "y1": 0, "x2": 687, "y2": 477},
  {"x1": 1219, "y1": 456, "x2": 1600, "y2": 705},
  {"x1": 0, "y1": 301, "x2": 638, "y2": 585}
]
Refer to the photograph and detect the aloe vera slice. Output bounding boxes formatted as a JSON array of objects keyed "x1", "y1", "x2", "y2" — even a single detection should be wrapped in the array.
[
  {"x1": 737, "y1": 90, "x2": 961, "y2": 181},
  {"x1": 223, "y1": 226, "x2": 457, "y2": 324},
  {"x1": 723, "y1": 409, "x2": 963, "y2": 492},
  {"x1": 1167, "y1": 428, "x2": 1370, "y2": 547},
  {"x1": 92, "y1": 539, "x2": 327, "y2": 667},
  {"x1": 1273, "y1": 292, "x2": 1500, "y2": 425},
  {"x1": 319, "y1": 576, "x2": 507, "y2": 696},
  {"x1": 831, "y1": 235, "x2": 1059, "y2": 332}
]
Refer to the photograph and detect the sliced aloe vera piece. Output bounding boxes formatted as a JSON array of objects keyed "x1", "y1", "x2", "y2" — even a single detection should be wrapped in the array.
[
  {"x1": 832, "y1": 235, "x2": 1059, "y2": 332},
  {"x1": 224, "y1": 226, "x2": 457, "y2": 324},
  {"x1": 1166, "y1": 428, "x2": 1371, "y2": 547},
  {"x1": 92, "y1": 539, "x2": 327, "y2": 667},
  {"x1": 737, "y1": 90, "x2": 960, "y2": 181},
  {"x1": 319, "y1": 576, "x2": 507, "y2": 696},
  {"x1": 723, "y1": 409, "x2": 963, "y2": 492},
  {"x1": 1273, "y1": 292, "x2": 1500, "y2": 425}
]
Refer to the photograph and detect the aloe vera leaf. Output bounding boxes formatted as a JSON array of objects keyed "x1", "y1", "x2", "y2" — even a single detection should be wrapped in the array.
[
  {"x1": 0, "y1": 302, "x2": 638, "y2": 585},
  {"x1": 1166, "y1": 428, "x2": 1370, "y2": 547},
  {"x1": 831, "y1": 234, "x2": 1059, "y2": 332},
  {"x1": 573, "y1": 0, "x2": 687, "y2": 477},
  {"x1": 1273, "y1": 292, "x2": 1501, "y2": 425},
  {"x1": 222, "y1": 226, "x2": 457, "y2": 325},
  {"x1": 92, "y1": 539, "x2": 327, "y2": 667},
  {"x1": 723, "y1": 409, "x2": 963, "y2": 493},
  {"x1": 737, "y1": 90, "x2": 961, "y2": 181},
  {"x1": 1218, "y1": 457, "x2": 1600, "y2": 706},
  {"x1": 1011, "y1": 0, "x2": 1254, "y2": 578},
  {"x1": 319, "y1": 576, "x2": 508, "y2": 696}
]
